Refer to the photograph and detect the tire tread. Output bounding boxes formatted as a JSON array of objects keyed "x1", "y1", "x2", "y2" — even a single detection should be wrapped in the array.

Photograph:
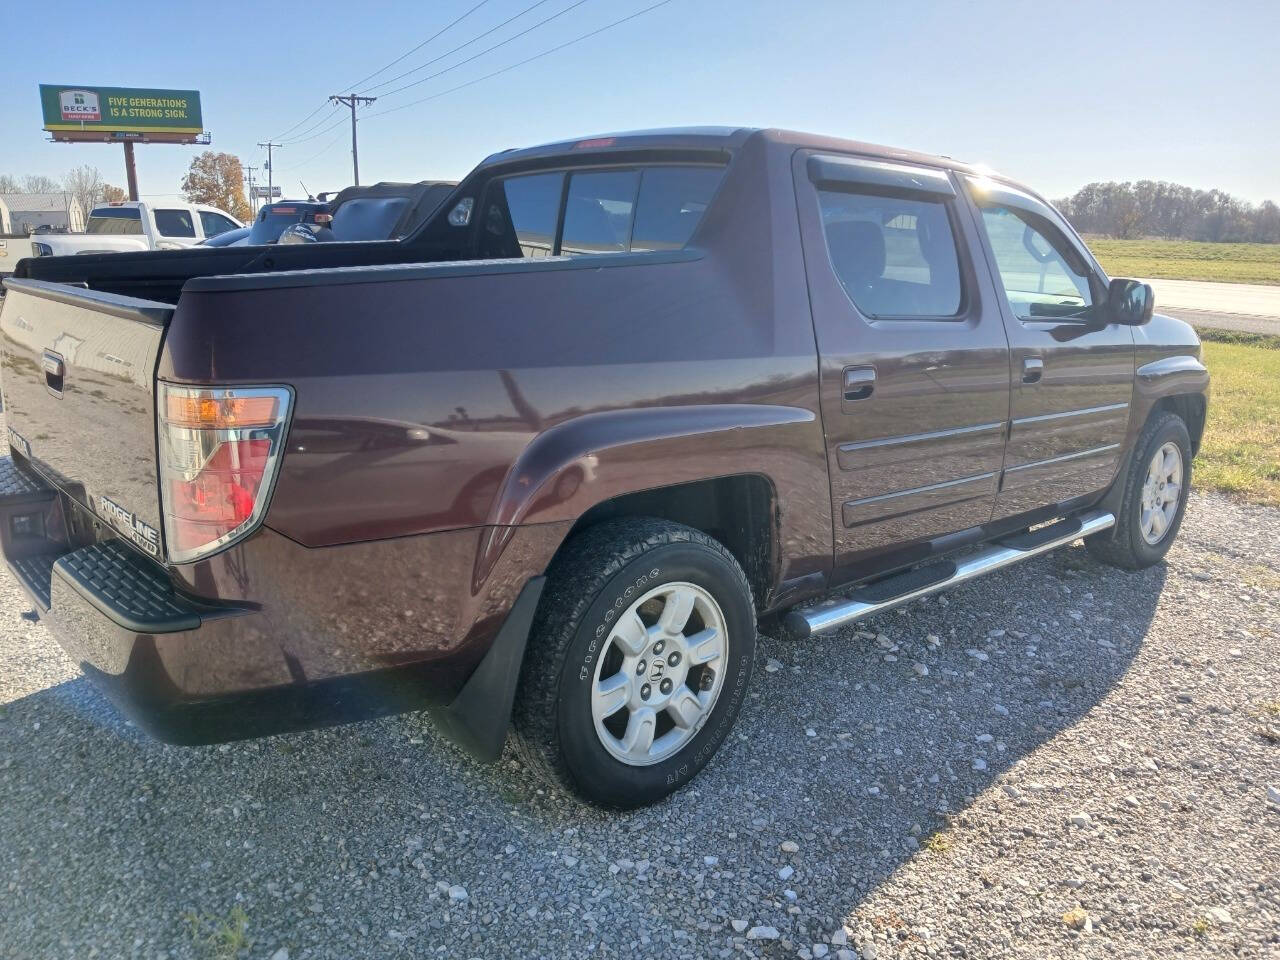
[{"x1": 510, "y1": 518, "x2": 753, "y2": 800}]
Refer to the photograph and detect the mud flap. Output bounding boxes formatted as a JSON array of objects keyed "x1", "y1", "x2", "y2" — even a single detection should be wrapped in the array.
[{"x1": 427, "y1": 576, "x2": 545, "y2": 762}]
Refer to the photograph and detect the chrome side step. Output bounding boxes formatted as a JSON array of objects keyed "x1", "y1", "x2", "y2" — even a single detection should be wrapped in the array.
[{"x1": 784, "y1": 510, "x2": 1115, "y2": 639}]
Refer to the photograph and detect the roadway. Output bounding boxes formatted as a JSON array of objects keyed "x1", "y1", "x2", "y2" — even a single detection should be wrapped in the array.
[{"x1": 1144, "y1": 278, "x2": 1280, "y2": 336}]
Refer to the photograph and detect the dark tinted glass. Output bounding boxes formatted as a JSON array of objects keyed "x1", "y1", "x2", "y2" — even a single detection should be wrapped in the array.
[
  {"x1": 631, "y1": 167, "x2": 724, "y2": 251},
  {"x1": 199, "y1": 211, "x2": 237, "y2": 237},
  {"x1": 818, "y1": 190, "x2": 962, "y2": 318},
  {"x1": 331, "y1": 197, "x2": 411, "y2": 241},
  {"x1": 483, "y1": 172, "x2": 563, "y2": 258},
  {"x1": 154, "y1": 208, "x2": 196, "y2": 238},
  {"x1": 86, "y1": 207, "x2": 142, "y2": 235},
  {"x1": 561, "y1": 170, "x2": 640, "y2": 256}
]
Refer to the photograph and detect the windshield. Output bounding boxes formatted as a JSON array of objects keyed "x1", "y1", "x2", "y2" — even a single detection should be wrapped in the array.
[{"x1": 86, "y1": 208, "x2": 143, "y2": 235}]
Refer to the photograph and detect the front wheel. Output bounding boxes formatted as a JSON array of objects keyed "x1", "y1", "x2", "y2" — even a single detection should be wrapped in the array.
[
  {"x1": 1087, "y1": 411, "x2": 1192, "y2": 569},
  {"x1": 512, "y1": 518, "x2": 756, "y2": 808}
]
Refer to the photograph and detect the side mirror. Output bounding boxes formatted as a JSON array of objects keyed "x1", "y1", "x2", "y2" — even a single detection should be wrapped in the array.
[{"x1": 1107, "y1": 278, "x2": 1154, "y2": 325}]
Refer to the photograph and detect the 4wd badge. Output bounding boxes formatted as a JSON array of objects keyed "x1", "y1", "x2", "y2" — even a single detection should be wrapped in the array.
[{"x1": 97, "y1": 495, "x2": 160, "y2": 557}]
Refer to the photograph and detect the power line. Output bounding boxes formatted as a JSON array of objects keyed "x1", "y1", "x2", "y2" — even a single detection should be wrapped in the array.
[
  {"x1": 366, "y1": 0, "x2": 673, "y2": 120},
  {"x1": 281, "y1": 115, "x2": 350, "y2": 147},
  {"x1": 270, "y1": 100, "x2": 331, "y2": 142},
  {"x1": 290, "y1": 130, "x2": 349, "y2": 171},
  {"x1": 373, "y1": 0, "x2": 591, "y2": 101},
  {"x1": 344, "y1": 0, "x2": 494, "y2": 92},
  {"x1": 267, "y1": 3, "x2": 491, "y2": 143},
  {"x1": 278, "y1": 105, "x2": 343, "y2": 145},
  {"x1": 356, "y1": 0, "x2": 557, "y2": 96}
]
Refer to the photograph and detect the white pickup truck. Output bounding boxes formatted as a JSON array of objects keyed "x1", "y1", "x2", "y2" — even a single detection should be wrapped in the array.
[{"x1": 28, "y1": 201, "x2": 242, "y2": 257}]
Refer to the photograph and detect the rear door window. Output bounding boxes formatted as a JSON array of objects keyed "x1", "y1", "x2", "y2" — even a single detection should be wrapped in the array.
[
  {"x1": 154, "y1": 208, "x2": 196, "y2": 238},
  {"x1": 817, "y1": 190, "x2": 963, "y2": 318},
  {"x1": 199, "y1": 211, "x2": 238, "y2": 237}
]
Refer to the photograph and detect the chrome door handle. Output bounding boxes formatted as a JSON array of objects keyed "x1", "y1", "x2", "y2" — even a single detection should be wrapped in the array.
[
  {"x1": 842, "y1": 366, "x2": 876, "y2": 403},
  {"x1": 1022, "y1": 357, "x2": 1043, "y2": 384}
]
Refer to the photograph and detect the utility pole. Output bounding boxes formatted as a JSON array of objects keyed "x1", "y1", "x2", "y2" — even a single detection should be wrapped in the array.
[
  {"x1": 329, "y1": 94, "x2": 377, "y2": 186},
  {"x1": 256, "y1": 141, "x2": 280, "y2": 204},
  {"x1": 243, "y1": 165, "x2": 258, "y2": 216}
]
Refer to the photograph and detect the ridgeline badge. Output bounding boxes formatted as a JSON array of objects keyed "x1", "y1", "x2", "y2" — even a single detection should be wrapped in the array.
[{"x1": 98, "y1": 495, "x2": 160, "y2": 557}]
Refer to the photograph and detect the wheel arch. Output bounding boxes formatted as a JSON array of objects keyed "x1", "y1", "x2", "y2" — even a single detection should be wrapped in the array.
[{"x1": 556, "y1": 473, "x2": 779, "y2": 612}]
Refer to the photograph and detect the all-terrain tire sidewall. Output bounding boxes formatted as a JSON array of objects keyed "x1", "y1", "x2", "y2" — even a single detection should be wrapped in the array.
[
  {"x1": 556, "y1": 541, "x2": 755, "y2": 808},
  {"x1": 1098, "y1": 413, "x2": 1193, "y2": 569}
]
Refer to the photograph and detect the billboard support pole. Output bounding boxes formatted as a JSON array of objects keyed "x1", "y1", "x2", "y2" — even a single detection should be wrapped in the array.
[{"x1": 123, "y1": 141, "x2": 139, "y2": 201}]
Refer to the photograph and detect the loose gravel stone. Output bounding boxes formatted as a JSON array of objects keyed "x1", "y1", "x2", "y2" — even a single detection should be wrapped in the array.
[
  {"x1": 0, "y1": 491, "x2": 1276, "y2": 959},
  {"x1": 747, "y1": 926, "x2": 780, "y2": 940}
]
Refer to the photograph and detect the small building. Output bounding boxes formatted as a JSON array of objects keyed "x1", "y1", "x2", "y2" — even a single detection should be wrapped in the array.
[
  {"x1": 0, "y1": 195, "x2": 10, "y2": 234},
  {"x1": 0, "y1": 192, "x2": 85, "y2": 234}
]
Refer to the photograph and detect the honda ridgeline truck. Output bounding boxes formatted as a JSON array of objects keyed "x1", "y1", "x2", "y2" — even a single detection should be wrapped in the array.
[{"x1": 0, "y1": 128, "x2": 1209, "y2": 807}]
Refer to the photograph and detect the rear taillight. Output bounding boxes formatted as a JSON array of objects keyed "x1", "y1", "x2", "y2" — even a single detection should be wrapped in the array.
[{"x1": 157, "y1": 383, "x2": 292, "y2": 562}]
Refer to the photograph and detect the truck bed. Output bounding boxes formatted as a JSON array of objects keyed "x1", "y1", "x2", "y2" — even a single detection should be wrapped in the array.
[{"x1": 14, "y1": 237, "x2": 443, "y2": 303}]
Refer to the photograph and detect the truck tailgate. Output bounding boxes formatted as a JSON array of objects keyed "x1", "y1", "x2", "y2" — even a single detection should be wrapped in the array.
[{"x1": 0, "y1": 278, "x2": 170, "y2": 559}]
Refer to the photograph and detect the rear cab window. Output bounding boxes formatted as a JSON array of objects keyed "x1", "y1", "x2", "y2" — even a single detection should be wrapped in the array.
[
  {"x1": 85, "y1": 207, "x2": 143, "y2": 235},
  {"x1": 477, "y1": 164, "x2": 724, "y2": 260},
  {"x1": 154, "y1": 208, "x2": 196, "y2": 238}
]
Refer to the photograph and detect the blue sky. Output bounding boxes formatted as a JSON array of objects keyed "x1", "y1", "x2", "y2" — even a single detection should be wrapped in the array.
[{"x1": 3, "y1": 0, "x2": 1277, "y2": 208}]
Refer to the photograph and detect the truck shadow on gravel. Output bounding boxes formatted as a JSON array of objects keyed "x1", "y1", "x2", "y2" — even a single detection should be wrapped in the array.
[{"x1": 0, "y1": 544, "x2": 1165, "y2": 958}]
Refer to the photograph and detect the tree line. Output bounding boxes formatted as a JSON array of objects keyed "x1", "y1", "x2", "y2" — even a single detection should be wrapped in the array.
[
  {"x1": 2, "y1": 151, "x2": 253, "y2": 227},
  {"x1": 1055, "y1": 181, "x2": 1280, "y2": 243},
  {"x1": 0, "y1": 167, "x2": 127, "y2": 224}
]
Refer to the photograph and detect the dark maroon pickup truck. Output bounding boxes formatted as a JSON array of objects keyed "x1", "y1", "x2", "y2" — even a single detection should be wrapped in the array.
[{"x1": 0, "y1": 127, "x2": 1208, "y2": 807}]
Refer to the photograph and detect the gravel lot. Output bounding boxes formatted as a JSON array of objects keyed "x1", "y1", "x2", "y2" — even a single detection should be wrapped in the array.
[{"x1": 1, "y1": 491, "x2": 1277, "y2": 959}]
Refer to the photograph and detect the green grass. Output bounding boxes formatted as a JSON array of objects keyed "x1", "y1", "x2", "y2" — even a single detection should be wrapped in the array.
[
  {"x1": 1196, "y1": 340, "x2": 1280, "y2": 506},
  {"x1": 1086, "y1": 237, "x2": 1280, "y2": 285},
  {"x1": 183, "y1": 906, "x2": 251, "y2": 960}
]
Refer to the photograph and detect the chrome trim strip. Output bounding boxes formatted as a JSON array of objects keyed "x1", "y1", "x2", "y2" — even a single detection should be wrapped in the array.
[
  {"x1": 1011, "y1": 401, "x2": 1129, "y2": 427},
  {"x1": 838, "y1": 420, "x2": 1004, "y2": 454},
  {"x1": 1004, "y1": 443, "x2": 1120, "y2": 474},
  {"x1": 842, "y1": 471, "x2": 996, "y2": 509},
  {"x1": 791, "y1": 511, "x2": 1115, "y2": 637}
]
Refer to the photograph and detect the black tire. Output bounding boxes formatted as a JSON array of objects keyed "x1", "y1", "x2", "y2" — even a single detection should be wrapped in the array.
[
  {"x1": 1086, "y1": 412, "x2": 1192, "y2": 570},
  {"x1": 511, "y1": 518, "x2": 756, "y2": 808}
]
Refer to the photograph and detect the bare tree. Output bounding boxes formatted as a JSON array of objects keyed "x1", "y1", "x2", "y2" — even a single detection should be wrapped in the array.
[
  {"x1": 0, "y1": 174, "x2": 20, "y2": 193},
  {"x1": 21, "y1": 175, "x2": 62, "y2": 194},
  {"x1": 64, "y1": 165, "x2": 106, "y2": 217}
]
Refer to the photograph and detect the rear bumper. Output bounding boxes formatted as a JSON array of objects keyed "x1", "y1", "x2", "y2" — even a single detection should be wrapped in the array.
[{"x1": 0, "y1": 454, "x2": 549, "y2": 752}]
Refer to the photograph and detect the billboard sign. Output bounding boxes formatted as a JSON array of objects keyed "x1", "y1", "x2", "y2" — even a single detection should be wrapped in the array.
[
  {"x1": 252, "y1": 186, "x2": 283, "y2": 199},
  {"x1": 40, "y1": 84, "x2": 203, "y2": 140}
]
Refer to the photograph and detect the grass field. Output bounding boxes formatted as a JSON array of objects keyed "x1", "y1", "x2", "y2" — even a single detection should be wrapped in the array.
[
  {"x1": 1195, "y1": 335, "x2": 1280, "y2": 506},
  {"x1": 1086, "y1": 237, "x2": 1280, "y2": 286}
]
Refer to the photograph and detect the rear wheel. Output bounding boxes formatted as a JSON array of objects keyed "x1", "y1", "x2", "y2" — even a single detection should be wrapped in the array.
[
  {"x1": 512, "y1": 518, "x2": 756, "y2": 808},
  {"x1": 1087, "y1": 412, "x2": 1192, "y2": 569}
]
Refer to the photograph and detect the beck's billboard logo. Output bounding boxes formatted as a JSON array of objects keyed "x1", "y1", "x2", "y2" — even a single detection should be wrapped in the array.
[{"x1": 59, "y1": 89, "x2": 100, "y2": 122}]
